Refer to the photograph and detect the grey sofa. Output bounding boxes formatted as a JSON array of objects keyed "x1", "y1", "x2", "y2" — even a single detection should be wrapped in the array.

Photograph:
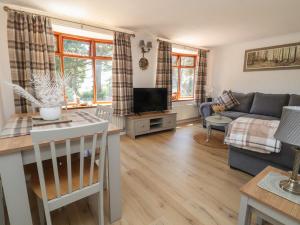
[{"x1": 199, "y1": 92, "x2": 300, "y2": 176}]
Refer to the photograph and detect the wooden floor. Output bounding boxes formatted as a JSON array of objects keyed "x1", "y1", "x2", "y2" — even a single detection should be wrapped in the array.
[{"x1": 26, "y1": 123, "x2": 253, "y2": 225}]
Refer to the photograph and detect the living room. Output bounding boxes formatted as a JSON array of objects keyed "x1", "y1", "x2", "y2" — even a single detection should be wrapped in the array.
[{"x1": 0, "y1": 1, "x2": 299, "y2": 225}]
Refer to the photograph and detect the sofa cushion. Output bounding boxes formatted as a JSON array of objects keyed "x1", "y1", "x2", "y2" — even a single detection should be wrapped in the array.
[
  {"x1": 216, "y1": 90, "x2": 240, "y2": 110},
  {"x1": 243, "y1": 114, "x2": 279, "y2": 121},
  {"x1": 289, "y1": 94, "x2": 300, "y2": 106},
  {"x1": 220, "y1": 111, "x2": 248, "y2": 120},
  {"x1": 249, "y1": 93, "x2": 289, "y2": 118},
  {"x1": 231, "y1": 92, "x2": 254, "y2": 113}
]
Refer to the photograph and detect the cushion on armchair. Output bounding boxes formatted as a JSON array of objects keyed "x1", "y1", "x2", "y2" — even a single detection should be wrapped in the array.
[{"x1": 250, "y1": 93, "x2": 289, "y2": 118}]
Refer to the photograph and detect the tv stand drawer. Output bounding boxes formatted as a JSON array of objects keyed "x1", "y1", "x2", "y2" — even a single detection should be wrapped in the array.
[{"x1": 135, "y1": 120, "x2": 150, "y2": 133}]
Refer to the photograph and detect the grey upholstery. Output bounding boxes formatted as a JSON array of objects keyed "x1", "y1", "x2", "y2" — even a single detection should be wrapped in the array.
[
  {"x1": 229, "y1": 143, "x2": 296, "y2": 176},
  {"x1": 199, "y1": 102, "x2": 214, "y2": 127},
  {"x1": 242, "y1": 114, "x2": 279, "y2": 121},
  {"x1": 220, "y1": 111, "x2": 248, "y2": 120},
  {"x1": 199, "y1": 91, "x2": 297, "y2": 176},
  {"x1": 289, "y1": 94, "x2": 300, "y2": 106},
  {"x1": 231, "y1": 92, "x2": 254, "y2": 113},
  {"x1": 250, "y1": 93, "x2": 289, "y2": 118}
]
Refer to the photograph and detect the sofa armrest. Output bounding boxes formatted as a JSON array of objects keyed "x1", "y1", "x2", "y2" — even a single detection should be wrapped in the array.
[{"x1": 199, "y1": 102, "x2": 214, "y2": 127}]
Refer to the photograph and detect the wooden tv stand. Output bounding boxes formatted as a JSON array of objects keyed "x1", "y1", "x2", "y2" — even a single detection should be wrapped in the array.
[{"x1": 126, "y1": 111, "x2": 177, "y2": 139}]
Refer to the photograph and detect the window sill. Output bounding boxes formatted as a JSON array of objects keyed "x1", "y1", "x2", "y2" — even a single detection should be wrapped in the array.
[
  {"x1": 172, "y1": 98, "x2": 194, "y2": 102},
  {"x1": 63, "y1": 103, "x2": 112, "y2": 110}
]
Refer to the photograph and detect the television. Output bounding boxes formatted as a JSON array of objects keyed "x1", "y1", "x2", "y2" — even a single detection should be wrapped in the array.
[{"x1": 133, "y1": 88, "x2": 168, "y2": 113}]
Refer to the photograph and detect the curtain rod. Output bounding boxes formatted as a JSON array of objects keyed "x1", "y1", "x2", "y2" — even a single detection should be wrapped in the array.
[
  {"x1": 3, "y1": 6, "x2": 135, "y2": 37},
  {"x1": 157, "y1": 38, "x2": 210, "y2": 52}
]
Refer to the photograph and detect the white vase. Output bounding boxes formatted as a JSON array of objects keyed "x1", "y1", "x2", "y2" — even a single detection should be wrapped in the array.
[{"x1": 40, "y1": 106, "x2": 61, "y2": 120}]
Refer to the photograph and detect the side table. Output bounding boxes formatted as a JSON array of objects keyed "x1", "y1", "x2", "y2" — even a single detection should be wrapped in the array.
[
  {"x1": 238, "y1": 166, "x2": 300, "y2": 225},
  {"x1": 205, "y1": 115, "x2": 232, "y2": 142}
]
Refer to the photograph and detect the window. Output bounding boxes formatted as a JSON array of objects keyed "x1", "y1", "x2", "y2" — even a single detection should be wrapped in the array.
[
  {"x1": 172, "y1": 53, "x2": 197, "y2": 101},
  {"x1": 54, "y1": 33, "x2": 113, "y2": 104}
]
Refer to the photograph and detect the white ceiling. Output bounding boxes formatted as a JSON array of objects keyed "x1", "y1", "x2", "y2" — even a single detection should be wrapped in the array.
[{"x1": 2, "y1": 0, "x2": 300, "y2": 47}]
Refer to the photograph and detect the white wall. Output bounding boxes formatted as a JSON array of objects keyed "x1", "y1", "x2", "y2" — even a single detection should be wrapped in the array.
[
  {"x1": 210, "y1": 32, "x2": 300, "y2": 96},
  {"x1": 0, "y1": 3, "x2": 15, "y2": 129},
  {"x1": 130, "y1": 31, "x2": 200, "y2": 120},
  {"x1": 131, "y1": 30, "x2": 158, "y2": 88}
]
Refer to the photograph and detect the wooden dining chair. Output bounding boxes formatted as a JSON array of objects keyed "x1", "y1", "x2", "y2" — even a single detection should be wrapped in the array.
[
  {"x1": 95, "y1": 105, "x2": 113, "y2": 122},
  {"x1": 95, "y1": 105, "x2": 113, "y2": 190},
  {"x1": 28, "y1": 121, "x2": 108, "y2": 225}
]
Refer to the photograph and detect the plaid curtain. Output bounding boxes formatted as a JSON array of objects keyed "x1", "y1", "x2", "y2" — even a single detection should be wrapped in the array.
[
  {"x1": 7, "y1": 11, "x2": 55, "y2": 113},
  {"x1": 156, "y1": 41, "x2": 172, "y2": 109},
  {"x1": 194, "y1": 49, "x2": 208, "y2": 105},
  {"x1": 112, "y1": 32, "x2": 133, "y2": 116}
]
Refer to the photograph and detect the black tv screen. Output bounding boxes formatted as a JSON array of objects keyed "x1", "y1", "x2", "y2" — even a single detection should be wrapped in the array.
[{"x1": 133, "y1": 88, "x2": 168, "y2": 113}]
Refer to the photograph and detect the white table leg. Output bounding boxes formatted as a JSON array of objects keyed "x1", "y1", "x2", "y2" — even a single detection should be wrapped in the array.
[
  {"x1": 238, "y1": 195, "x2": 252, "y2": 225},
  {"x1": 107, "y1": 133, "x2": 122, "y2": 223},
  {"x1": 0, "y1": 179, "x2": 5, "y2": 225},
  {"x1": 256, "y1": 216, "x2": 263, "y2": 225},
  {"x1": 206, "y1": 122, "x2": 212, "y2": 142},
  {"x1": 0, "y1": 152, "x2": 33, "y2": 225}
]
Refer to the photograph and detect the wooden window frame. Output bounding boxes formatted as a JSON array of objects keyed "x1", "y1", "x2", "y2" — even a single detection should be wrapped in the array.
[
  {"x1": 172, "y1": 53, "x2": 197, "y2": 101},
  {"x1": 54, "y1": 32, "x2": 113, "y2": 105}
]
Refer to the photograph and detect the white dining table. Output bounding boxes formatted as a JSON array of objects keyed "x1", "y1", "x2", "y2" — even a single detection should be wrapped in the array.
[{"x1": 0, "y1": 111, "x2": 122, "y2": 225}]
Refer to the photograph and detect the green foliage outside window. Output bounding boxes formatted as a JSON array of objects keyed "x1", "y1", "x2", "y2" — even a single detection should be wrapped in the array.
[{"x1": 54, "y1": 35, "x2": 113, "y2": 103}]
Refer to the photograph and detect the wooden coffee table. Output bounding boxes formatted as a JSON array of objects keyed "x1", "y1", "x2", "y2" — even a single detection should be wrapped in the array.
[
  {"x1": 238, "y1": 166, "x2": 300, "y2": 225},
  {"x1": 205, "y1": 115, "x2": 232, "y2": 142}
]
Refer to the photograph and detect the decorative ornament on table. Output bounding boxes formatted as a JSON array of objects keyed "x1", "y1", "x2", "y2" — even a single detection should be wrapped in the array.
[
  {"x1": 4, "y1": 72, "x2": 72, "y2": 120},
  {"x1": 211, "y1": 104, "x2": 226, "y2": 119}
]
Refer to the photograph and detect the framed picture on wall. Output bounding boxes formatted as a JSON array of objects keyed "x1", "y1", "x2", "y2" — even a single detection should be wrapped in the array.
[{"x1": 244, "y1": 42, "x2": 300, "y2": 71}]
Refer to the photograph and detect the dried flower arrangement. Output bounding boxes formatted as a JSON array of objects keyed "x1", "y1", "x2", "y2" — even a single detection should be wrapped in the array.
[
  {"x1": 211, "y1": 104, "x2": 226, "y2": 113},
  {"x1": 5, "y1": 72, "x2": 71, "y2": 108},
  {"x1": 4, "y1": 72, "x2": 72, "y2": 120},
  {"x1": 211, "y1": 104, "x2": 226, "y2": 119}
]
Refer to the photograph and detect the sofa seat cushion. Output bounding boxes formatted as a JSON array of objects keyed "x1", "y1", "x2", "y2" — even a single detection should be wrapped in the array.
[
  {"x1": 242, "y1": 114, "x2": 279, "y2": 121},
  {"x1": 229, "y1": 143, "x2": 295, "y2": 170},
  {"x1": 250, "y1": 93, "x2": 289, "y2": 118},
  {"x1": 220, "y1": 111, "x2": 248, "y2": 120},
  {"x1": 289, "y1": 94, "x2": 300, "y2": 106},
  {"x1": 231, "y1": 92, "x2": 254, "y2": 113},
  {"x1": 219, "y1": 112, "x2": 279, "y2": 121}
]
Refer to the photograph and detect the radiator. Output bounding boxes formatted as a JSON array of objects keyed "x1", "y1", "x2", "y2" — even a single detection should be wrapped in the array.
[{"x1": 112, "y1": 115, "x2": 126, "y2": 130}]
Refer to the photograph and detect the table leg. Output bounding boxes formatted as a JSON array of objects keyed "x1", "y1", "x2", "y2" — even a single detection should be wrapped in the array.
[
  {"x1": 224, "y1": 125, "x2": 229, "y2": 143},
  {"x1": 238, "y1": 195, "x2": 252, "y2": 225},
  {"x1": 256, "y1": 216, "x2": 263, "y2": 225},
  {"x1": 206, "y1": 123, "x2": 212, "y2": 142},
  {"x1": 0, "y1": 152, "x2": 33, "y2": 225},
  {"x1": 0, "y1": 179, "x2": 5, "y2": 225},
  {"x1": 107, "y1": 133, "x2": 122, "y2": 223},
  {"x1": 103, "y1": 141, "x2": 109, "y2": 190}
]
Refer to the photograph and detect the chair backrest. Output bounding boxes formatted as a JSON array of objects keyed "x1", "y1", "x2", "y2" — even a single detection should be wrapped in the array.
[
  {"x1": 30, "y1": 121, "x2": 108, "y2": 203},
  {"x1": 95, "y1": 105, "x2": 113, "y2": 122}
]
